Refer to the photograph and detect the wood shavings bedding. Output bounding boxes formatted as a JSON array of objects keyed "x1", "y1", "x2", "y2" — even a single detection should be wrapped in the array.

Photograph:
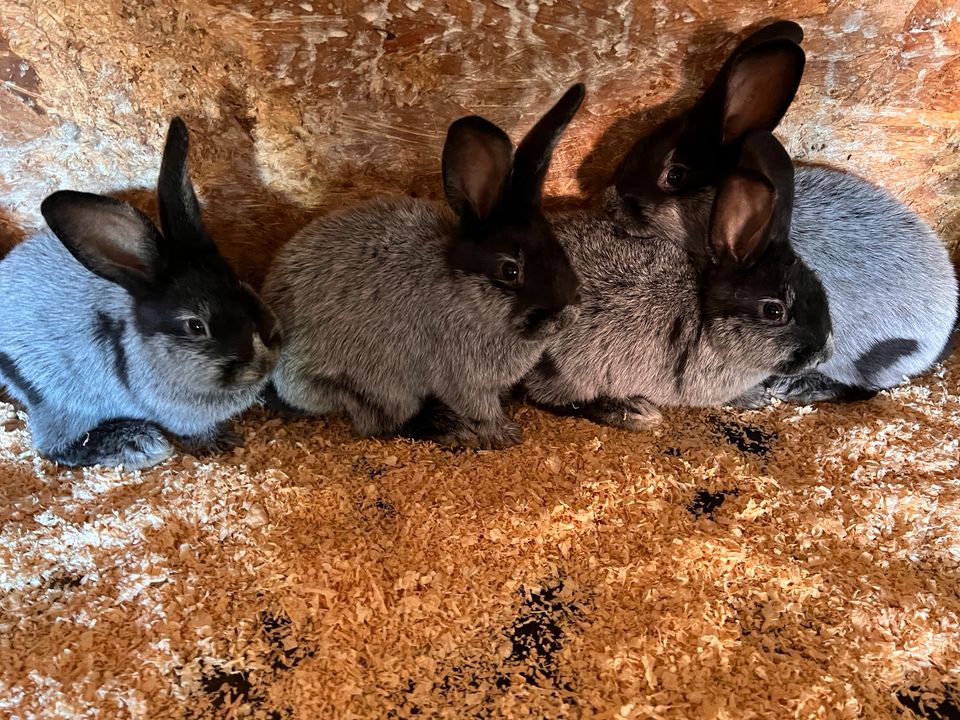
[{"x1": 1, "y1": 355, "x2": 959, "y2": 719}]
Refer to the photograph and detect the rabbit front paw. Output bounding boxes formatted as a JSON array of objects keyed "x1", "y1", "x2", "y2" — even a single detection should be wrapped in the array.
[
  {"x1": 50, "y1": 420, "x2": 174, "y2": 469},
  {"x1": 727, "y1": 384, "x2": 773, "y2": 409},
  {"x1": 580, "y1": 395, "x2": 663, "y2": 431}
]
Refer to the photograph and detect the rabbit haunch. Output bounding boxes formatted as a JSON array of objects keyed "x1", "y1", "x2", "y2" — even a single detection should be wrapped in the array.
[{"x1": 0, "y1": 118, "x2": 280, "y2": 468}]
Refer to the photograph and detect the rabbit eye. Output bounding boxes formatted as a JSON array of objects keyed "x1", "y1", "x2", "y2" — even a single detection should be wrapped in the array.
[
  {"x1": 761, "y1": 300, "x2": 787, "y2": 324},
  {"x1": 185, "y1": 318, "x2": 209, "y2": 337},
  {"x1": 661, "y1": 164, "x2": 688, "y2": 190},
  {"x1": 500, "y1": 260, "x2": 521, "y2": 284}
]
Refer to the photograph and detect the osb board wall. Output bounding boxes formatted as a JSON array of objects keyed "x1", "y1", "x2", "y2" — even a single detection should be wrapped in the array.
[{"x1": 0, "y1": 0, "x2": 958, "y2": 287}]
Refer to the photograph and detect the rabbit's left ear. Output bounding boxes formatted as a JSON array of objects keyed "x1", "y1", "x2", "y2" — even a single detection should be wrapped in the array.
[{"x1": 157, "y1": 116, "x2": 216, "y2": 251}]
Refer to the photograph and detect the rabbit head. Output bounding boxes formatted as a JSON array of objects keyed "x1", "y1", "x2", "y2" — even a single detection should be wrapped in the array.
[
  {"x1": 40, "y1": 117, "x2": 281, "y2": 396},
  {"x1": 701, "y1": 131, "x2": 831, "y2": 377},
  {"x1": 443, "y1": 84, "x2": 585, "y2": 339},
  {"x1": 608, "y1": 21, "x2": 805, "y2": 241}
]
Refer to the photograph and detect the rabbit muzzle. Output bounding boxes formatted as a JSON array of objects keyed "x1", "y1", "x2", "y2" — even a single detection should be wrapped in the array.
[
  {"x1": 229, "y1": 331, "x2": 281, "y2": 388},
  {"x1": 520, "y1": 302, "x2": 582, "y2": 340},
  {"x1": 779, "y1": 331, "x2": 834, "y2": 375}
]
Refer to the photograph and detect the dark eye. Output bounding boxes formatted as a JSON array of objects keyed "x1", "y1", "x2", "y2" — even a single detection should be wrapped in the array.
[
  {"x1": 662, "y1": 164, "x2": 687, "y2": 190},
  {"x1": 501, "y1": 260, "x2": 520, "y2": 283},
  {"x1": 185, "y1": 318, "x2": 208, "y2": 337},
  {"x1": 762, "y1": 300, "x2": 786, "y2": 323}
]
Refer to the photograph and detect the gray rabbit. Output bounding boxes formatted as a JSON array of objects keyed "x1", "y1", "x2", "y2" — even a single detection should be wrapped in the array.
[
  {"x1": 612, "y1": 20, "x2": 958, "y2": 404},
  {"x1": 524, "y1": 131, "x2": 833, "y2": 429},
  {"x1": 262, "y1": 86, "x2": 585, "y2": 449},
  {"x1": 0, "y1": 118, "x2": 281, "y2": 468}
]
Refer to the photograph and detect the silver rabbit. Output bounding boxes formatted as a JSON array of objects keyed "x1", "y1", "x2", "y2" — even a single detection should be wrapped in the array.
[
  {"x1": 525, "y1": 132, "x2": 833, "y2": 429},
  {"x1": 263, "y1": 86, "x2": 585, "y2": 448}
]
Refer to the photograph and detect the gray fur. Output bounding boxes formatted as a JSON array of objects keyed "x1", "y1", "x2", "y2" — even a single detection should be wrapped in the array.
[
  {"x1": 524, "y1": 203, "x2": 826, "y2": 418},
  {"x1": 0, "y1": 230, "x2": 273, "y2": 467},
  {"x1": 601, "y1": 165, "x2": 958, "y2": 402},
  {"x1": 525, "y1": 132, "x2": 834, "y2": 425},
  {"x1": 263, "y1": 197, "x2": 578, "y2": 448}
]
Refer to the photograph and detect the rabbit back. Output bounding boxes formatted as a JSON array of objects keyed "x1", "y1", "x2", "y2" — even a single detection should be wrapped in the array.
[
  {"x1": 526, "y1": 209, "x2": 770, "y2": 409},
  {"x1": 791, "y1": 166, "x2": 958, "y2": 389},
  {"x1": 0, "y1": 231, "x2": 142, "y2": 450}
]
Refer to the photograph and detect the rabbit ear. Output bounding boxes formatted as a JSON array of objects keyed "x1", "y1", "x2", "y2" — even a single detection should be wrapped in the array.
[
  {"x1": 731, "y1": 20, "x2": 803, "y2": 52},
  {"x1": 510, "y1": 83, "x2": 585, "y2": 207},
  {"x1": 708, "y1": 170, "x2": 775, "y2": 266},
  {"x1": 442, "y1": 116, "x2": 513, "y2": 221},
  {"x1": 157, "y1": 116, "x2": 215, "y2": 248},
  {"x1": 41, "y1": 191, "x2": 165, "y2": 297},
  {"x1": 719, "y1": 41, "x2": 805, "y2": 143}
]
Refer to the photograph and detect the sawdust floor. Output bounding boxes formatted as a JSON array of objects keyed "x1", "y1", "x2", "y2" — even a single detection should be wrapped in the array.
[{"x1": 1, "y1": 355, "x2": 959, "y2": 719}]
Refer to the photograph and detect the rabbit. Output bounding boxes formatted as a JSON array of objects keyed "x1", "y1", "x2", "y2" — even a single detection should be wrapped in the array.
[
  {"x1": 612, "y1": 20, "x2": 806, "y2": 249},
  {"x1": 262, "y1": 85, "x2": 585, "y2": 449},
  {"x1": 523, "y1": 131, "x2": 833, "y2": 429},
  {"x1": 610, "y1": 20, "x2": 958, "y2": 402},
  {"x1": 0, "y1": 117, "x2": 281, "y2": 469}
]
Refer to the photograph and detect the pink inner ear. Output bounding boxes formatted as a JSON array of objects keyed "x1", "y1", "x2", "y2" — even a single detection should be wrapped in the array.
[
  {"x1": 711, "y1": 174, "x2": 774, "y2": 264},
  {"x1": 463, "y1": 150, "x2": 507, "y2": 220},
  {"x1": 721, "y1": 50, "x2": 800, "y2": 143},
  {"x1": 99, "y1": 243, "x2": 151, "y2": 278},
  {"x1": 86, "y1": 213, "x2": 152, "y2": 278}
]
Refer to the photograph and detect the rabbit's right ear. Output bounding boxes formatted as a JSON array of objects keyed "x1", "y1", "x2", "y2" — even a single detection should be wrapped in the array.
[
  {"x1": 731, "y1": 20, "x2": 803, "y2": 52},
  {"x1": 719, "y1": 41, "x2": 805, "y2": 143},
  {"x1": 708, "y1": 170, "x2": 775, "y2": 266},
  {"x1": 41, "y1": 191, "x2": 165, "y2": 297},
  {"x1": 442, "y1": 116, "x2": 513, "y2": 221}
]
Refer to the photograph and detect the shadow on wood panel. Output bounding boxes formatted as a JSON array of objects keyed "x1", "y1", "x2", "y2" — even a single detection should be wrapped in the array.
[{"x1": 110, "y1": 86, "x2": 312, "y2": 290}]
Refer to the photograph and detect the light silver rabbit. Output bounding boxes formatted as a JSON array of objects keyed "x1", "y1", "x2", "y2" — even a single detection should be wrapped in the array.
[
  {"x1": 263, "y1": 86, "x2": 585, "y2": 448},
  {"x1": 0, "y1": 118, "x2": 281, "y2": 468}
]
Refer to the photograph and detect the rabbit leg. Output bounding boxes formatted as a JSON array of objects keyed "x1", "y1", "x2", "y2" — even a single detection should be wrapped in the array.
[
  {"x1": 429, "y1": 389, "x2": 521, "y2": 450},
  {"x1": 398, "y1": 395, "x2": 521, "y2": 450},
  {"x1": 767, "y1": 372, "x2": 878, "y2": 404},
  {"x1": 260, "y1": 381, "x2": 311, "y2": 417},
  {"x1": 269, "y1": 365, "x2": 343, "y2": 416},
  {"x1": 727, "y1": 383, "x2": 773, "y2": 409},
  {"x1": 45, "y1": 419, "x2": 173, "y2": 469},
  {"x1": 577, "y1": 395, "x2": 663, "y2": 431}
]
